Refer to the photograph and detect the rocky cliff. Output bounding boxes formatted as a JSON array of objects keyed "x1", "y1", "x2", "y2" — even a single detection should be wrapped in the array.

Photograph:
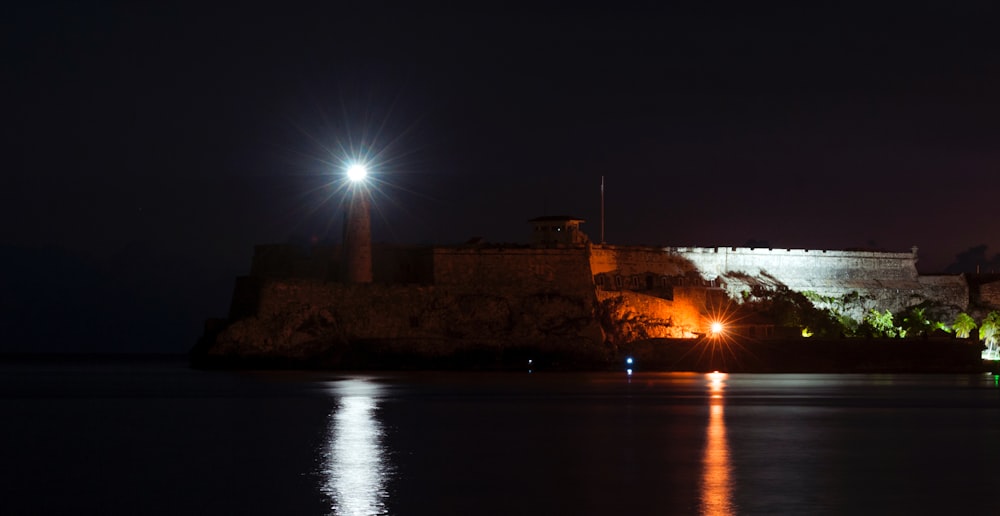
[{"x1": 197, "y1": 278, "x2": 615, "y2": 369}]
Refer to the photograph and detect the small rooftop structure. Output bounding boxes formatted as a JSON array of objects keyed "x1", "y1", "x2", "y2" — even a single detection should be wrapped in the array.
[{"x1": 529, "y1": 215, "x2": 588, "y2": 246}]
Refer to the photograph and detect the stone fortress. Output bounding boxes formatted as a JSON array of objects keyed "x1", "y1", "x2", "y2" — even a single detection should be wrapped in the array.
[{"x1": 198, "y1": 213, "x2": 982, "y2": 367}]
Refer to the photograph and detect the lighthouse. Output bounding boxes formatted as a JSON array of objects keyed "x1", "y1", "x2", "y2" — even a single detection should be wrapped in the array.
[{"x1": 343, "y1": 163, "x2": 373, "y2": 283}]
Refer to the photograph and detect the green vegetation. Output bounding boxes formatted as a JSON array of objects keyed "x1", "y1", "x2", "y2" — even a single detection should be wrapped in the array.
[
  {"x1": 743, "y1": 286, "x2": 844, "y2": 338},
  {"x1": 979, "y1": 312, "x2": 1000, "y2": 347},
  {"x1": 748, "y1": 288, "x2": 968, "y2": 340},
  {"x1": 860, "y1": 309, "x2": 903, "y2": 338},
  {"x1": 801, "y1": 290, "x2": 873, "y2": 334},
  {"x1": 983, "y1": 312, "x2": 1000, "y2": 361},
  {"x1": 899, "y1": 306, "x2": 952, "y2": 338},
  {"x1": 953, "y1": 312, "x2": 976, "y2": 339}
]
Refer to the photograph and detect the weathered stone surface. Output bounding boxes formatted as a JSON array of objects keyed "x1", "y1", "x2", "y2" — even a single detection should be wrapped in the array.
[
  {"x1": 671, "y1": 246, "x2": 969, "y2": 319},
  {"x1": 206, "y1": 279, "x2": 608, "y2": 366},
  {"x1": 597, "y1": 290, "x2": 701, "y2": 343},
  {"x1": 978, "y1": 279, "x2": 1000, "y2": 309}
]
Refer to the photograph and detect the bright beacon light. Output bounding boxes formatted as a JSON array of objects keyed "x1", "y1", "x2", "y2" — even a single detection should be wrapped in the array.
[
  {"x1": 710, "y1": 322, "x2": 724, "y2": 336},
  {"x1": 346, "y1": 163, "x2": 368, "y2": 183}
]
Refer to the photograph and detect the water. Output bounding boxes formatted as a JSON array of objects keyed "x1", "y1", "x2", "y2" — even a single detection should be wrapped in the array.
[{"x1": 2, "y1": 358, "x2": 999, "y2": 515}]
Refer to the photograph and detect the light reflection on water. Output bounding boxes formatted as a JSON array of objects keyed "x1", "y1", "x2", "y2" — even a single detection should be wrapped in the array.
[
  {"x1": 701, "y1": 372, "x2": 733, "y2": 516},
  {"x1": 320, "y1": 379, "x2": 390, "y2": 516}
]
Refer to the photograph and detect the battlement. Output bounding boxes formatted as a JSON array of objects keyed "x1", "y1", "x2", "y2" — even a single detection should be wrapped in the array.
[
  {"x1": 668, "y1": 246, "x2": 919, "y2": 282},
  {"x1": 241, "y1": 241, "x2": 963, "y2": 316}
]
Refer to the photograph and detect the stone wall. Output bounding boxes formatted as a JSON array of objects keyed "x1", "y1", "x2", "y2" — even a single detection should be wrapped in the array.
[
  {"x1": 250, "y1": 244, "x2": 435, "y2": 284},
  {"x1": 589, "y1": 245, "x2": 698, "y2": 278},
  {"x1": 372, "y1": 246, "x2": 434, "y2": 284},
  {"x1": 210, "y1": 242, "x2": 971, "y2": 365},
  {"x1": 596, "y1": 290, "x2": 702, "y2": 341},
  {"x1": 917, "y1": 275, "x2": 969, "y2": 310},
  {"x1": 965, "y1": 274, "x2": 1000, "y2": 310},
  {"x1": 672, "y1": 246, "x2": 919, "y2": 283},
  {"x1": 431, "y1": 247, "x2": 595, "y2": 295},
  {"x1": 666, "y1": 246, "x2": 967, "y2": 317},
  {"x1": 978, "y1": 281, "x2": 1000, "y2": 309},
  {"x1": 245, "y1": 243, "x2": 966, "y2": 314},
  {"x1": 589, "y1": 245, "x2": 706, "y2": 293},
  {"x1": 211, "y1": 278, "x2": 606, "y2": 361},
  {"x1": 250, "y1": 244, "x2": 339, "y2": 280}
]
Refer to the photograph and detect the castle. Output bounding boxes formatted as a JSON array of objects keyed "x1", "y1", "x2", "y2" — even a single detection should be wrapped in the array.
[{"x1": 198, "y1": 214, "x2": 976, "y2": 368}]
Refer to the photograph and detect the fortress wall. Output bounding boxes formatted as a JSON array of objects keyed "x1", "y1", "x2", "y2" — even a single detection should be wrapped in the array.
[
  {"x1": 249, "y1": 244, "x2": 436, "y2": 283},
  {"x1": 917, "y1": 276, "x2": 969, "y2": 310},
  {"x1": 372, "y1": 246, "x2": 435, "y2": 284},
  {"x1": 670, "y1": 247, "x2": 919, "y2": 283},
  {"x1": 596, "y1": 290, "x2": 701, "y2": 339},
  {"x1": 254, "y1": 280, "x2": 459, "y2": 340},
  {"x1": 250, "y1": 244, "x2": 339, "y2": 280},
  {"x1": 216, "y1": 278, "x2": 606, "y2": 356},
  {"x1": 673, "y1": 286, "x2": 730, "y2": 314},
  {"x1": 589, "y1": 245, "x2": 698, "y2": 277},
  {"x1": 431, "y1": 247, "x2": 595, "y2": 294},
  {"x1": 662, "y1": 247, "x2": 967, "y2": 318},
  {"x1": 977, "y1": 280, "x2": 1000, "y2": 309},
  {"x1": 209, "y1": 242, "x2": 974, "y2": 362},
  {"x1": 588, "y1": 246, "x2": 960, "y2": 315},
  {"x1": 238, "y1": 242, "x2": 968, "y2": 343},
  {"x1": 803, "y1": 285, "x2": 933, "y2": 320}
]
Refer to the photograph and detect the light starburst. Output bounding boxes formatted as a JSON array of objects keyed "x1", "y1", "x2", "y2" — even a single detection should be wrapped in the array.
[{"x1": 671, "y1": 299, "x2": 760, "y2": 372}]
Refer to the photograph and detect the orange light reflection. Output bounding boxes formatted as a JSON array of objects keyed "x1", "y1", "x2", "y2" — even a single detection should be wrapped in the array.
[{"x1": 701, "y1": 372, "x2": 733, "y2": 515}]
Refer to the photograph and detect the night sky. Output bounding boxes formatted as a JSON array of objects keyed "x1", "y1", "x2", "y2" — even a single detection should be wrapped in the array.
[{"x1": 4, "y1": 2, "x2": 1000, "y2": 352}]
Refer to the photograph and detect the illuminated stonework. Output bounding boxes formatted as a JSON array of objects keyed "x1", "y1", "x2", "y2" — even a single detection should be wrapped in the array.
[{"x1": 205, "y1": 218, "x2": 976, "y2": 363}]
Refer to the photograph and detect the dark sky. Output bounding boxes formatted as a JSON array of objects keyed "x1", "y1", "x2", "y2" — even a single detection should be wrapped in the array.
[{"x1": 3, "y1": 2, "x2": 1000, "y2": 352}]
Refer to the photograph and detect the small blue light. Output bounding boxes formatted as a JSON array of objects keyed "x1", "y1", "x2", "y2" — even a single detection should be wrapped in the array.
[
  {"x1": 528, "y1": 359, "x2": 533, "y2": 364},
  {"x1": 626, "y1": 357, "x2": 633, "y2": 365}
]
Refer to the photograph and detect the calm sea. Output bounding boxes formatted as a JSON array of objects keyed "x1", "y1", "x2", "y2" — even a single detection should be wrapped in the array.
[{"x1": 2, "y1": 357, "x2": 999, "y2": 515}]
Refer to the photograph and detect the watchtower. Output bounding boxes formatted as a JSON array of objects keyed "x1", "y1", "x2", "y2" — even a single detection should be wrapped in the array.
[{"x1": 528, "y1": 216, "x2": 588, "y2": 246}]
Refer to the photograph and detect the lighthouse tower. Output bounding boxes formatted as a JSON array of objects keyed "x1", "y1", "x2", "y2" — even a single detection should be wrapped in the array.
[{"x1": 343, "y1": 164, "x2": 373, "y2": 283}]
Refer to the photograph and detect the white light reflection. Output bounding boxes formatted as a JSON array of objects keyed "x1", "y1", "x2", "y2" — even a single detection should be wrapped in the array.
[
  {"x1": 321, "y1": 379, "x2": 390, "y2": 516},
  {"x1": 701, "y1": 372, "x2": 733, "y2": 516}
]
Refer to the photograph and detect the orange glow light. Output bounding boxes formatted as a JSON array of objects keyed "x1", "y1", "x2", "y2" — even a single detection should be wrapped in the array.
[{"x1": 701, "y1": 373, "x2": 732, "y2": 515}]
